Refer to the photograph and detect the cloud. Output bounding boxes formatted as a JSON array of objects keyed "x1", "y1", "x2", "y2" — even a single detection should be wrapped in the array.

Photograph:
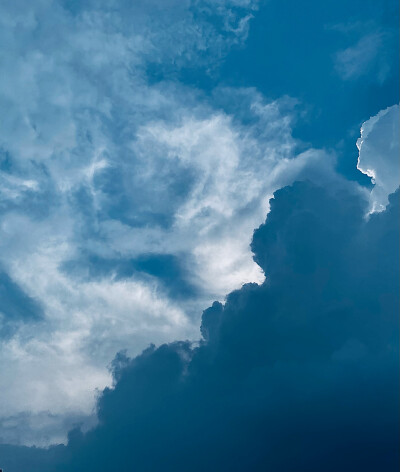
[
  {"x1": 1, "y1": 177, "x2": 398, "y2": 471},
  {"x1": 0, "y1": 0, "x2": 395, "y2": 450},
  {"x1": 0, "y1": 0, "x2": 337, "y2": 446},
  {"x1": 357, "y1": 104, "x2": 399, "y2": 212},
  {"x1": 334, "y1": 31, "x2": 392, "y2": 83},
  {"x1": 0, "y1": 84, "x2": 334, "y2": 445}
]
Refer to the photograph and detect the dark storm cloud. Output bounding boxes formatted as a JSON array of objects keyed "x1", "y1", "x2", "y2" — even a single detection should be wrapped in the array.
[{"x1": 1, "y1": 180, "x2": 398, "y2": 471}]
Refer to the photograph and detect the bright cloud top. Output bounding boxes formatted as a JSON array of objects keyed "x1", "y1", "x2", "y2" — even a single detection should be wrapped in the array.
[{"x1": 357, "y1": 104, "x2": 399, "y2": 212}]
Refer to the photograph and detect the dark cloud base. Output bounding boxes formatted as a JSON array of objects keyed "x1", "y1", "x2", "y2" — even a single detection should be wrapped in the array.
[{"x1": 1, "y1": 181, "x2": 398, "y2": 471}]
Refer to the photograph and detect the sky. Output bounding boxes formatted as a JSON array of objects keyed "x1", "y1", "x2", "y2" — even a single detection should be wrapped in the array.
[{"x1": 0, "y1": 0, "x2": 398, "y2": 470}]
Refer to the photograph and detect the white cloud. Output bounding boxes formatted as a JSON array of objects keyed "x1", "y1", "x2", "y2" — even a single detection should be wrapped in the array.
[{"x1": 357, "y1": 104, "x2": 399, "y2": 212}]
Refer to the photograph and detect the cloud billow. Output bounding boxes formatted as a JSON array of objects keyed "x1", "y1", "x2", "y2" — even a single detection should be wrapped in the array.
[
  {"x1": 0, "y1": 0, "x2": 288, "y2": 443},
  {"x1": 2, "y1": 180, "x2": 398, "y2": 471},
  {"x1": 0, "y1": 0, "x2": 398, "y2": 453}
]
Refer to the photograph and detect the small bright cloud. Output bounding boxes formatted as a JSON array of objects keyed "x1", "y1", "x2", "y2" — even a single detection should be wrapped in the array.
[{"x1": 357, "y1": 104, "x2": 399, "y2": 212}]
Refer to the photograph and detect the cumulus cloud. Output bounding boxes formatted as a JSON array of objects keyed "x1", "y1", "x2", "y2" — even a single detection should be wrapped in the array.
[
  {"x1": 357, "y1": 104, "x2": 399, "y2": 212},
  {"x1": 0, "y1": 0, "x2": 341, "y2": 446},
  {"x1": 1, "y1": 177, "x2": 398, "y2": 471},
  {"x1": 1, "y1": 0, "x2": 396, "y2": 450}
]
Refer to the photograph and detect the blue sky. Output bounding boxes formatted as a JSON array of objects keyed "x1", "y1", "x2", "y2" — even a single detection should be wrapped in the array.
[{"x1": 0, "y1": 0, "x2": 398, "y2": 469}]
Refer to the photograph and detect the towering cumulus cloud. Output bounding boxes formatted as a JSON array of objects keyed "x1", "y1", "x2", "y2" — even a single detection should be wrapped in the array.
[{"x1": 1, "y1": 177, "x2": 398, "y2": 471}]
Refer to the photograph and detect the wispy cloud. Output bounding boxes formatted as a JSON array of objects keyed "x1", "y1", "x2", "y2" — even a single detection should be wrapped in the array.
[{"x1": 334, "y1": 31, "x2": 392, "y2": 83}]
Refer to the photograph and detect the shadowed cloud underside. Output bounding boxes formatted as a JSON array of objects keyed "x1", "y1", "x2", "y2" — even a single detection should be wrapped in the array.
[{"x1": 1, "y1": 180, "x2": 398, "y2": 471}]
